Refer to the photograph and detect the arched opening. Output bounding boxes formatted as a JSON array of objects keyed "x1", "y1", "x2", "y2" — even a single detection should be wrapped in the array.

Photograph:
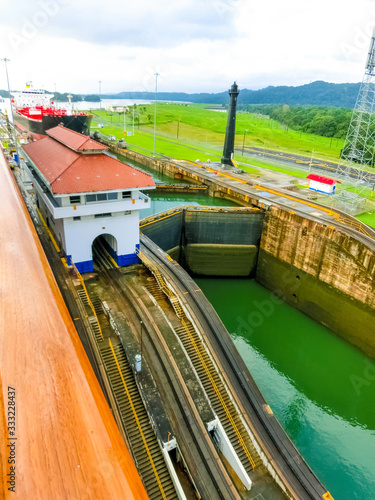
[{"x1": 92, "y1": 233, "x2": 118, "y2": 270}]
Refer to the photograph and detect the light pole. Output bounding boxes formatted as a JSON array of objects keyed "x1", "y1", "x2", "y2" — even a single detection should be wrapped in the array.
[
  {"x1": 133, "y1": 104, "x2": 135, "y2": 136},
  {"x1": 241, "y1": 129, "x2": 248, "y2": 160},
  {"x1": 153, "y1": 72, "x2": 159, "y2": 155},
  {"x1": 1, "y1": 58, "x2": 20, "y2": 167},
  {"x1": 98, "y1": 80, "x2": 102, "y2": 111},
  {"x1": 140, "y1": 320, "x2": 143, "y2": 357}
]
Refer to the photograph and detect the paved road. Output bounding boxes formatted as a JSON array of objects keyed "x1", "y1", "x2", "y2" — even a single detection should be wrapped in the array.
[{"x1": 239, "y1": 145, "x2": 375, "y2": 185}]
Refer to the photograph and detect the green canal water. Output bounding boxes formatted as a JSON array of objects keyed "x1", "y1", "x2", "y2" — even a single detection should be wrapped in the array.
[
  {"x1": 116, "y1": 153, "x2": 375, "y2": 498},
  {"x1": 143, "y1": 192, "x2": 237, "y2": 218},
  {"x1": 114, "y1": 154, "x2": 239, "y2": 217},
  {"x1": 196, "y1": 278, "x2": 375, "y2": 500},
  {"x1": 113, "y1": 152, "x2": 191, "y2": 186}
]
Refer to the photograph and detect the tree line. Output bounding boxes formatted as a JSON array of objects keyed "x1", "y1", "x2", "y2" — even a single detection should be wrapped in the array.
[
  {"x1": 242, "y1": 103, "x2": 375, "y2": 165},
  {"x1": 242, "y1": 104, "x2": 353, "y2": 139}
]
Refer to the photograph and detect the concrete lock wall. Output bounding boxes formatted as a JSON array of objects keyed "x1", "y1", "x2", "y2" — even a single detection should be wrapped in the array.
[
  {"x1": 141, "y1": 205, "x2": 375, "y2": 356},
  {"x1": 142, "y1": 211, "x2": 184, "y2": 253},
  {"x1": 142, "y1": 209, "x2": 264, "y2": 277},
  {"x1": 256, "y1": 206, "x2": 375, "y2": 359},
  {"x1": 117, "y1": 146, "x2": 375, "y2": 356}
]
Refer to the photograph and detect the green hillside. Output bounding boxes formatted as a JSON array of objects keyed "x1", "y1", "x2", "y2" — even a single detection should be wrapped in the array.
[{"x1": 91, "y1": 103, "x2": 345, "y2": 162}]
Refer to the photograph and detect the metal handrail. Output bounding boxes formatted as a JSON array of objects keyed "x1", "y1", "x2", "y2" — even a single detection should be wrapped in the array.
[{"x1": 181, "y1": 318, "x2": 256, "y2": 471}]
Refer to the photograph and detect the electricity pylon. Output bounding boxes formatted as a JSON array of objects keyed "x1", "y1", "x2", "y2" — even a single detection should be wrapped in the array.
[{"x1": 335, "y1": 28, "x2": 375, "y2": 213}]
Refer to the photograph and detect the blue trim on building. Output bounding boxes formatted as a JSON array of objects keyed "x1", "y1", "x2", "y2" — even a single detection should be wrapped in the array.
[
  {"x1": 66, "y1": 255, "x2": 72, "y2": 265},
  {"x1": 308, "y1": 187, "x2": 334, "y2": 195},
  {"x1": 118, "y1": 253, "x2": 140, "y2": 266},
  {"x1": 76, "y1": 260, "x2": 93, "y2": 273}
]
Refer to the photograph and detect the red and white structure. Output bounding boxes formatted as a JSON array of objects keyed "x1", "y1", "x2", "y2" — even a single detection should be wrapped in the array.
[
  {"x1": 22, "y1": 125, "x2": 155, "y2": 272},
  {"x1": 306, "y1": 173, "x2": 340, "y2": 195},
  {"x1": 11, "y1": 82, "x2": 92, "y2": 136}
]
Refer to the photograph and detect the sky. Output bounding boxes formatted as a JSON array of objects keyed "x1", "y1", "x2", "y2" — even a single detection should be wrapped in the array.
[{"x1": 1, "y1": 0, "x2": 375, "y2": 95}]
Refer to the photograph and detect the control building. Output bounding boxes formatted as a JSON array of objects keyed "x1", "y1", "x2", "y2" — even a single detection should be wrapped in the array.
[
  {"x1": 306, "y1": 173, "x2": 340, "y2": 195},
  {"x1": 22, "y1": 125, "x2": 155, "y2": 272}
]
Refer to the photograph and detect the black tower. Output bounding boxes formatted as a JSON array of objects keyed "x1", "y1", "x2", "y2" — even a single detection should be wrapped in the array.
[{"x1": 221, "y1": 81, "x2": 240, "y2": 166}]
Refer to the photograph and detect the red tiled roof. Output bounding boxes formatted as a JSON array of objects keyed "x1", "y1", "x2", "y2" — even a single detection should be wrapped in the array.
[
  {"x1": 22, "y1": 137, "x2": 155, "y2": 195},
  {"x1": 306, "y1": 173, "x2": 340, "y2": 185},
  {"x1": 46, "y1": 125, "x2": 108, "y2": 152}
]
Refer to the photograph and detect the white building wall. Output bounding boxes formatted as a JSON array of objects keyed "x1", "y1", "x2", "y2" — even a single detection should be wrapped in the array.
[
  {"x1": 61, "y1": 196, "x2": 73, "y2": 207},
  {"x1": 36, "y1": 192, "x2": 66, "y2": 249},
  {"x1": 63, "y1": 210, "x2": 140, "y2": 269},
  {"x1": 48, "y1": 189, "x2": 148, "y2": 218},
  {"x1": 309, "y1": 179, "x2": 334, "y2": 194}
]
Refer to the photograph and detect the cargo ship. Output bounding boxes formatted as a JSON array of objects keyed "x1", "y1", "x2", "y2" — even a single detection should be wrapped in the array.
[{"x1": 11, "y1": 82, "x2": 92, "y2": 136}]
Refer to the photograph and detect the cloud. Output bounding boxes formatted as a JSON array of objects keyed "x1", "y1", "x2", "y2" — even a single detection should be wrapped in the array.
[
  {"x1": 1, "y1": 0, "x2": 238, "y2": 48},
  {"x1": 0, "y1": 0, "x2": 373, "y2": 94}
]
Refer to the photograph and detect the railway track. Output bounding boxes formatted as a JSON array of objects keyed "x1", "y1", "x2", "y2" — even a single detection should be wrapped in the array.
[
  {"x1": 144, "y1": 258, "x2": 261, "y2": 477},
  {"x1": 78, "y1": 241, "x2": 180, "y2": 500},
  {"x1": 91, "y1": 237, "x2": 241, "y2": 500},
  {"x1": 241, "y1": 145, "x2": 375, "y2": 184},
  {"x1": 174, "y1": 321, "x2": 262, "y2": 474},
  {"x1": 140, "y1": 234, "x2": 333, "y2": 500},
  {"x1": 101, "y1": 343, "x2": 178, "y2": 500}
]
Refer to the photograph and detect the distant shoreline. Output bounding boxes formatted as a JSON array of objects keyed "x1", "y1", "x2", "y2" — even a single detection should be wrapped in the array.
[{"x1": 0, "y1": 81, "x2": 361, "y2": 108}]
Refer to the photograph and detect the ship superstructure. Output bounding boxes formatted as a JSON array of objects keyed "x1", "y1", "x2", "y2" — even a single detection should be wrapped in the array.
[{"x1": 12, "y1": 82, "x2": 92, "y2": 136}]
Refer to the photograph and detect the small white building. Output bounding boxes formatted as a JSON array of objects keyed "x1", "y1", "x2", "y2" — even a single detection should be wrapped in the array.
[
  {"x1": 105, "y1": 105, "x2": 127, "y2": 113},
  {"x1": 22, "y1": 125, "x2": 155, "y2": 272},
  {"x1": 306, "y1": 173, "x2": 340, "y2": 195}
]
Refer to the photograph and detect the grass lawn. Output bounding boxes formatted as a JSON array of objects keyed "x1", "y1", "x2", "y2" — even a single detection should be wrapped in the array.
[
  {"x1": 356, "y1": 211, "x2": 375, "y2": 228},
  {"x1": 342, "y1": 184, "x2": 375, "y2": 202},
  {"x1": 91, "y1": 108, "x2": 224, "y2": 162},
  {"x1": 90, "y1": 105, "x2": 344, "y2": 180},
  {"x1": 90, "y1": 103, "x2": 346, "y2": 163}
]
